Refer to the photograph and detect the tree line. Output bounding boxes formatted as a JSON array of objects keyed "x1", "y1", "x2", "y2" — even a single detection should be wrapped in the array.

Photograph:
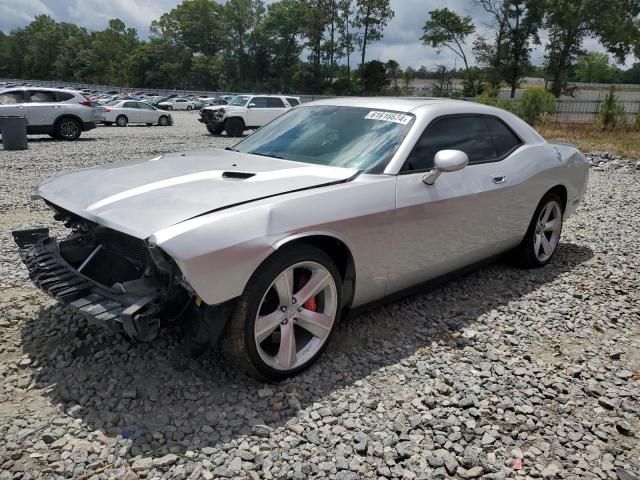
[{"x1": 0, "y1": 0, "x2": 638, "y2": 97}]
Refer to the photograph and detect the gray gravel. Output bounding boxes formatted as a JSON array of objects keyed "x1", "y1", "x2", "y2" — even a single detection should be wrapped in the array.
[{"x1": 1, "y1": 112, "x2": 639, "y2": 479}]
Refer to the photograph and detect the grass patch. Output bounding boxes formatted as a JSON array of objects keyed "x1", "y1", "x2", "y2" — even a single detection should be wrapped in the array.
[{"x1": 539, "y1": 123, "x2": 640, "y2": 158}]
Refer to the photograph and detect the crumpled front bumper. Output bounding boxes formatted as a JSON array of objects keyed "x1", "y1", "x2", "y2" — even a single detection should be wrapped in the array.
[{"x1": 12, "y1": 228, "x2": 162, "y2": 341}]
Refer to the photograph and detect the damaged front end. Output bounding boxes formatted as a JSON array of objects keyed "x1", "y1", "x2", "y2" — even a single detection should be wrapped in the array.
[{"x1": 13, "y1": 205, "x2": 191, "y2": 342}]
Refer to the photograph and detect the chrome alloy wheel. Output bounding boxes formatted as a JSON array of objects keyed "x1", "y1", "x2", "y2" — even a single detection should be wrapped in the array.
[
  {"x1": 254, "y1": 261, "x2": 338, "y2": 371},
  {"x1": 534, "y1": 200, "x2": 562, "y2": 262}
]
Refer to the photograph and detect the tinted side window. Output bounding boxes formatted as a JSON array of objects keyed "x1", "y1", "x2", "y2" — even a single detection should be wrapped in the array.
[
  {"x1": 483, "y1": 116, "x2": 522, "y2": 158},
  {"x1": 286, "y1": 98, "x2": 300, "y2": 106},
  {"x1": 251, "y1": 97, "x2": 269, "y2": 108},
  {"x1": 0, "y1": 91, "x2": 25, "y2": 105},
  {"x1": 124, "y1": 102, "x2": 138, "y2": 108},
  {"x1": 403, "y1": 116, "x2": 497, "y2": 172},
  {"x1": 57, "y1": 92, "x2": 75, "y2": 101},
  {"x1": 267, "y1": 97, "x2": 285, "y2": 108},
  {"x1": 138, "y1": 102, "x2": 154, "y2": 110},
  {"x1": 29, "y1": 91, "x2": 57, "y2": 102}
]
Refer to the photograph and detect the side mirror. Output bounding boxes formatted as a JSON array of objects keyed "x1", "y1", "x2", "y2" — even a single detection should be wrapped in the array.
[
  {"x1": 248, "y1": 103, "x2": 256, "y2": 108},
  {"x1": 422, "y1": 150, "x2": 469, "y2": 185}
]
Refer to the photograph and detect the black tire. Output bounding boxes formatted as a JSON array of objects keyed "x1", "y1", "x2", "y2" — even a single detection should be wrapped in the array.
[
  {"x1": 222, "y1": 244, "x2": 342, "y2": 381},
  {"x1": 167, "y1": 106, "x2": 173, "y2": 111},
  {"x1": 184, "y1": 301, "x2": 235, "y2": 358},
  {"x1": 115, "y1": 115, "x2": 128, "y2": 127},
  {"x1": 206, "y1": 125, "x2": 223, "y2": 135},
  {"x1": 513, "y1": 192, "x2": 564, "y2": 268},
  {"x1": 187, "y1": 105, "x2": 192, "y2": 111},
  {"x1": 224, "y1": 118, "x2": 244, "y2": 137},
  {"x1": 158, "y1": 116, "x2": 169, "y2": 126},
  {"x1": 54, "y1": 117, "x2": 81, "y2": 141}
]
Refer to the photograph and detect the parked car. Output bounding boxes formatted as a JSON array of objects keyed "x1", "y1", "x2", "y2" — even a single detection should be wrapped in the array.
[
  {"x1": 0, "y1": 87, "x2": 96, "y2": 140},
  {"x1": 198, "y1": 94, "x2": 300, "y2": 136},
  {"x1": 13, "y1": 98, "x2": 589, "y2": 380},
  {"x1": 95, "y1": 100, "x2": 172, "y2": 127},
  {"x1": 157, "y1": 98, "x2": 196, "y2": 111}
]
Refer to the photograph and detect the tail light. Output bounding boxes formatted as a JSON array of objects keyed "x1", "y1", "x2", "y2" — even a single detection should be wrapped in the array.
[
  {"x1": 103, "y1": 108, "x2": 111, "y2": 112},
  {"x1": 80, "y1": 95, "x2": 92, "y2": 107}
]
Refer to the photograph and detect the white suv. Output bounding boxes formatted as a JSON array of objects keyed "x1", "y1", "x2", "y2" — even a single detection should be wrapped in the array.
[
  {"x1": 0, "y1": 87, "x2": 97, "y2": 140},
  {"x1": 198, "y1": 95, "x2": 301, "y2": 136}
]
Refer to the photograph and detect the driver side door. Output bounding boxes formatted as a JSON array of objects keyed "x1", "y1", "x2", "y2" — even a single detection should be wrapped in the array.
[{"x1": 387, "y1": 115, "x2": 523, "y2": 295}]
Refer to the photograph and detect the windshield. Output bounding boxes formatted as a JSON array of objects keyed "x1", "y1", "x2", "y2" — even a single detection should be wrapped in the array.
[
  {"x1": 229, "y1": 95, "x2": 250, "y2": 106},
  {"x1": 233, "y1": 106, "x2": 414, "y2": 171}
]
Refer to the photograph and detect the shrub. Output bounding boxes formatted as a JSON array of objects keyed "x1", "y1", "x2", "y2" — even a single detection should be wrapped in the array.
[
  {"x1": 519, "y1": 89, "x2": 556, "y2": 125},
  {"x1": 598, "y1": 86, "x2": 626, "y2": 131},
  {"x1": 475, "y1": 91, "x2": 518, "y2": 114},
  {"x1": 634, "y1": 105, "x2": 640, "y2": 131}
]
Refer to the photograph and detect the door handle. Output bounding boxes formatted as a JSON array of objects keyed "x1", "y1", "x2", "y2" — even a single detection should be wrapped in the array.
[{"x1": 491, "y1": 174, "x2": 506, "y2": 184}]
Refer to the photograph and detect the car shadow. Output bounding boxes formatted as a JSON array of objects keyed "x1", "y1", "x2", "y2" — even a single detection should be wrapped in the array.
[
  {"x1": 20, "y1": 242, "x2": 593, "y2": 456},
  {"x1": 0, "y1": 137, "x2": 97, "y2": 143}
]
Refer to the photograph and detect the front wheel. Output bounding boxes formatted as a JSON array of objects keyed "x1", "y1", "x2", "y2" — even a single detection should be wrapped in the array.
[
  {"x1": 224, "y1": 118, "x2": 244, "y2": 137},
  {"x1": 513, "y1": 192, "x2": 564, "y2": 268},
  {"x1": 222, "y1": 245, "x2": 342, "y2": 381},
  {"x1": 158, "y1": 116, "x2": 169, "y2": 126},
  {"x1": 206, "y1": 125, "x2": 223, "y2": 135}
]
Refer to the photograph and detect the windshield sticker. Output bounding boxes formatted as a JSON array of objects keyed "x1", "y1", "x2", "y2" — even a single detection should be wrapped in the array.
[{"x1": 364, "y1": 111, "x2": 412, "y2": 125}]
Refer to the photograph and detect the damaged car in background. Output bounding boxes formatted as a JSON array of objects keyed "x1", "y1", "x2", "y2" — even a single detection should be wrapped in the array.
[{"x1": 14, "y1": 98, "x2": 589, "y2": 381}]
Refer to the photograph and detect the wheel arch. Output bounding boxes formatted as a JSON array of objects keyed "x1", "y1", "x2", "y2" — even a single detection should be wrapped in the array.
[
  {"x1": 224, "y1": 116, "x2": 246, "y2": 128},
  {"x1": 54, "y1": 114, "x2": 83, "y2": 128},
  {"x1": 273, "y1": 232, "x2": 356, "y2": 309},
  {"x1": 546, "y1": 184, "x2": 568, "y2": 212}
]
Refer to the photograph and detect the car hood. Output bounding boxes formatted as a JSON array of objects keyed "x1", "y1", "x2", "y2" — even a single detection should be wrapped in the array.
[{"x1": 37, "y1": 149, "x2": 358, "y2": 239}]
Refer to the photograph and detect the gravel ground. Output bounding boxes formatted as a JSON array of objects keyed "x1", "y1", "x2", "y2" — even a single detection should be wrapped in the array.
[{"x1": 0, "y1": 112, "x2": 639, "y2": 480}]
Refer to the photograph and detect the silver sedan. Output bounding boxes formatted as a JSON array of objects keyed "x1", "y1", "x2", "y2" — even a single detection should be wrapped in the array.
[
  {"x1": 13, "y1": 98, "x2": 588, "y2": 381},
  {"x1": 96, "y1": 100, "x2": 172, "y2": 127}
]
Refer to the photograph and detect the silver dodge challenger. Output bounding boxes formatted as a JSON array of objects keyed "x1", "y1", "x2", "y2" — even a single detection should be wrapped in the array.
[{"x1": 13, "y1": 98, "x2": 589, "y2": 380}]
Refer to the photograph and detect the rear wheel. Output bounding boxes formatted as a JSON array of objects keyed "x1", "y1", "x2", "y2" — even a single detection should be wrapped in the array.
[
  {"x1": 223, "y1": 244, "x2": 342, "y2": 381},
  {"x1": 158, "y1": 116, "x2": 169, "y2": 126},
  {"x1": 224, "y1": 118, "x2": 244, "y2": 137},
  {"x1": 55, "y1": 118, "x2": 81, "y2": 141},
  {"x1": 115, "y1": 115, "x2": 128, "y2": 127},
  {"x1": 513, "y1": 192, "x2": 564, "y2": 268}
]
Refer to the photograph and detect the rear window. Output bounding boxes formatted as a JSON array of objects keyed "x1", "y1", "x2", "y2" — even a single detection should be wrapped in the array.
[
  {"x1": 57, "y1": 92, "x2": 75, "y2": 101},
  {"x1": 483, "y1": 116, "x2": 522, "y2": 158},
  {"x1": 267, "y1": 97, "x2": 285, "y2": 108},
  {"x1": 29, "y1": 91, "x2": 57, "y2": 102}
]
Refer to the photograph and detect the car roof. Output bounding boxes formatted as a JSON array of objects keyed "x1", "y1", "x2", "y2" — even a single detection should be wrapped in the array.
[
  {"x1": 305, "y1": 96, "x2": 533, "y2": 118},
  {"x1": 0, "y1": 86, "x2": 79, "y2": 94}
]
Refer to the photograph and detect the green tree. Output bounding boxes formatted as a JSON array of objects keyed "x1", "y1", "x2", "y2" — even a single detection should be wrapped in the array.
[
  {"x1": 353, "y1": 0, "x2": 394, "y2": 92},
  {"x1": 402, "y1": 66, "x2": 415, "y2": 94},
  {"x1": 476, "y1": 0, "x2": 544, "y2": 98},
  {"x1": 151, "y1": 0, "x2": 223, "y2": 56},
  {"x1": 359, "y1": 59, "x2": 389, "y2": 94},
  {"x1": 386, "y1": 59, "x2": 400, "y2": 93},
  {"x1": 337, "y1": 0, "x2": 357, "y2": 80},
  {"x1": 262, "y1": 0, "x2": 308, "y2": 91},
  {"x1": 575, "y1": 52, "x2": 616, "y2": 83},
  {"x1": 421, "y1": 8, "x2": 477, "y2": 95},
  {"x1": 545, "y1": 0, "x2": 640, "y2": 97}
]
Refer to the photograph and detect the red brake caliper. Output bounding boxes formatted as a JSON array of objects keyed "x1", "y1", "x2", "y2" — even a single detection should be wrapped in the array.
[{"x1": 298, "y1": 275, "x2": 317, "y2": 312}]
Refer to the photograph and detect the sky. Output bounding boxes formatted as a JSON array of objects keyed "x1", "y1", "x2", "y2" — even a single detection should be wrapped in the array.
[{"x1": 0, "y1": 0, "x2": 635, "y2": 70}]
